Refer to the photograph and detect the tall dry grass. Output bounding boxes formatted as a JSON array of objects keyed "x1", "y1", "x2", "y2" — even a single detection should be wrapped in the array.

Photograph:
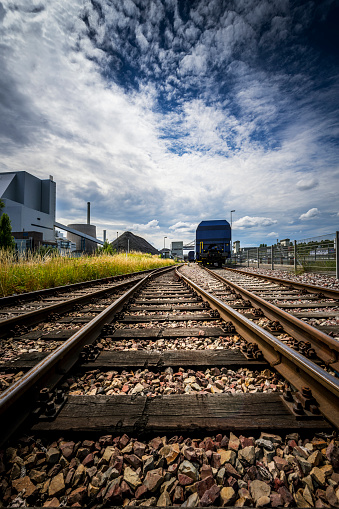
[{"x1": 0, "y1": 250, "x2": 176, "y2": 297}]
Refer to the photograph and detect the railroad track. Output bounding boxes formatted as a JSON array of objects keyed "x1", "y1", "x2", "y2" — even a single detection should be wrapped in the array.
[
  {"x1": 0, "y1": 265, "x2": 338, "y2": 508},
  {"x1": 0, "y1": 268, "x2": 161, "y2": 332},
  {"x1": 210, "y1": 267, "x2": 339, "y2": 370}
]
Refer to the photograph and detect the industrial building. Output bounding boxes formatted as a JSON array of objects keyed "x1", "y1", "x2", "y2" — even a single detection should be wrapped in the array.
[
  {"x1": 233, "y1": 240, "x2": 240, "y2": 253},
  {"x1": 55, "y1": 231, "x2": 76, "y2": 254},
  {"x1": 65, "y1": 202, "x2": 97, "y2": 254},
  {"x1": 0, "y1": 171, "x2": 104, "y2": 254},
  {"x1": 0, "y1": 171, "x2": 56, "y2": 245},
  {"x1": 171, "y1": 241, "x2": 184, "y2": 260},
  {"x1": 160, "y1": 248, "x2": 171, "y2": 258}
]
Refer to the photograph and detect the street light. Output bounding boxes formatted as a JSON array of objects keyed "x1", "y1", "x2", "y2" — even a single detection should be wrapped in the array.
[
  {"x1": 230, "y1": 210, "x2": 235, "y2": 255},
  {"x1": 116, "y1": 232, "x2": 118, "y2": 253}
]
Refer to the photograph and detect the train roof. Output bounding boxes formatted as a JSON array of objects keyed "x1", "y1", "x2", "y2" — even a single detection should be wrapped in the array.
[{"x1": 197, "y1": 220, "x2": 230, "y2": 228}]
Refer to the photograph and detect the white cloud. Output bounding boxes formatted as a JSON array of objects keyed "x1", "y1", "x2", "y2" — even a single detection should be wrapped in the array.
[
  {"x1": 135, "y1": 25, "x2": 149, "y2": 51},
  {"x1": 296, "y1": 178, "x2": 319, "y2": 191},
  {"x1": 267, "y1": 231, "x2": 279, "y2": 237},
  {"x1": 131, "y1": 219, "x2": 160, "y2": 231},
  {"x1": 168, "y1": 221, "x2": 197, "y2": 238},
  {"x1": 169, "y1": 221, "x2": 197, "y2": 231},
  {"x1": 0, "y1": 0, "x2": 338, "y2": 249},
  {"x1": 233, "y1": 216, "x2": 278, "y2": 229},
  {"x1": 299, "y1": 208, "x2": 319, "y2": 220},
  {"x1": 179, "y1": 47, "x2": 208, "y2": 76}
]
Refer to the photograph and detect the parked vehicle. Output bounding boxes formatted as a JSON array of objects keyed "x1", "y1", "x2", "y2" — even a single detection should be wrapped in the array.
[
  {"x1": 196, "y1": 220, "x2": 231, "y2": 267},
  {"x1": 187, "y1": 250, "x2": 195, "y2": 262}
]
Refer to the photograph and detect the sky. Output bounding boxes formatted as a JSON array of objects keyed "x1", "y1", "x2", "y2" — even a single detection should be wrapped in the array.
[{"x1": 0, "y1": 0, "x2": 338, "y2": 250}]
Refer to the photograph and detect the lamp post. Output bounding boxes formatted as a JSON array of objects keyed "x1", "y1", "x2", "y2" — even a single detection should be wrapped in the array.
[
  {"x1": 230, "y1": 210, "x2": 235, "y2": 255},
  {"x1": 164, "y1": 236, "x2": 167, "y2": 258},
  {"x1": 116, "y1": 232, "x2": 118, "y2": 253}
]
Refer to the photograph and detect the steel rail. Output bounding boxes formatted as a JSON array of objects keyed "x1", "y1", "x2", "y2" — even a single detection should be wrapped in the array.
[
  {"x1": 177, "y1": 268, "x2": 339, "y2": 428},
  {"x1": 0, "y1": 267, "x2": 166, "y2": 306},
  {"x1": 204, "y1": 267, "x2": 339, "y2": 370},
  {"x1": 0, "y1": 266, "x2": 176, "y2": 444},
  {"x1": 0, "y1": 266, "x2": 176, "y2": 337},
  {"x1": 223, "y1": 267, "x2": 339, "y2": 300},
  {"x1": 0, "y1": 276, "x2": 143, "y2": 337}
]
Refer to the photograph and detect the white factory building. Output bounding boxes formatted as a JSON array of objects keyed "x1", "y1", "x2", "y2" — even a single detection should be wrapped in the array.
[
  {"x1": 0, "y1": 170, "x2": 104, "y2": 253},
  {"x1": 0, "y1": 171, "x2": 56, "y2": 243}
]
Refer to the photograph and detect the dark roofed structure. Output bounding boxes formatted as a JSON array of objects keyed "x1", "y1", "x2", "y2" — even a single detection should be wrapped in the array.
[{"x1": 111, "y1": 231, "x2": 159, "y2": 255}]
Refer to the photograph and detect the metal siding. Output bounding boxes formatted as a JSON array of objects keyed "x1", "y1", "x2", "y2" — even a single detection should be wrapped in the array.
[{"x1": 195, "y1": 220, "x2": 231, "y2": 262}]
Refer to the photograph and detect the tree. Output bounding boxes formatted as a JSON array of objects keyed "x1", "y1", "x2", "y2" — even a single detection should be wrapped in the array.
[
  {"x1": 97, "y1": 241, "x2": 113, "y2": 255},
  {"x1": 0, "y1": 213, "x2": 16, "y2": 250},
  {"x1": 0, "y1": 199, "x2": 4, "y2": 213}
]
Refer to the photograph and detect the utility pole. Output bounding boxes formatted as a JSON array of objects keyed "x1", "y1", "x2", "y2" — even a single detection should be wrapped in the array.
[{"x1": 230, "y1": 210, "x2": 235, "y2": 260}]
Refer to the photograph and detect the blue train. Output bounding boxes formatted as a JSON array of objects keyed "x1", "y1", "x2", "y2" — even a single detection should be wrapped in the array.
[
  {"x1": 187, "y1": 250, "x2": 195, "y2": 262},
  {"x1": 196, "y1": 220, "x2": 231, "y2": 267}
]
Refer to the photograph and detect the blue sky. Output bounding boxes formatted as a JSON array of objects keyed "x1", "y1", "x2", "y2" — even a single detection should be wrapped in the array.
[{"x1": 0, "y1": 0, "x2": 338, "y2": 249}]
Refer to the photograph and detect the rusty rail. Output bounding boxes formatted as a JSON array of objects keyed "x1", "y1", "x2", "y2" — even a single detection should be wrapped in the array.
[
  {"x1": 204, "y1": 267, "x2": 339, "y2": 371},
  {"x1": 0, "y1": 276, "x2": 143, "y2": 337},
  {"x1": 177, "y1": 268, "x2": 339, "y2": 428},
  {"x1": 223, "y1": 267, "x2": 339, "y2": 300},
  {"x1": 0, "y1": 267, "x2": 162, "y2": 306},
  {"x1": 0, "y1": 266, "x2": 176, "y2": 444}
]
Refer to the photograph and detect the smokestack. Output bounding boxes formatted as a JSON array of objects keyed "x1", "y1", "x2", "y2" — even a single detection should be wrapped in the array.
[
  {"x1": 103, "y1": 230, "x2": 106, "y2": 242},
  {"x1": 87, "y1": 202, "x2": 90, "y2": 225}
]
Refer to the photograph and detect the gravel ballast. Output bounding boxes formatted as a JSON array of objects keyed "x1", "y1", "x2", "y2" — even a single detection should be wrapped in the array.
[{"x1": 0, "y1": 432, "x2": 338, "y2": 507}]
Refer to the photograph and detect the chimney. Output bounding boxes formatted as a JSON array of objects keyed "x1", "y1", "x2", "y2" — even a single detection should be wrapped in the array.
[
  {"x1": 87, "y1": 202, "x2": 90, "y2": 225},
  {"x1": 103, "y1": 230, "x2": 106, "y2": 242}
]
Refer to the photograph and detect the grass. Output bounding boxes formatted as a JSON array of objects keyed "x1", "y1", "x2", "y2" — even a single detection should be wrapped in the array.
[
  {"x1": 298, "y1": 259, "x2": 336, "y2": 273},
  {"x1": 0, "y1": 250, "x2": 176, "y2": 297}
]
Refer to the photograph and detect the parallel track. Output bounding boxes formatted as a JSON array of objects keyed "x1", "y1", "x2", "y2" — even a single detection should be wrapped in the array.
[
  {"x1": 205, "y1": 267, "x2": 339, "y2": 371},
  {"x1": 0, "y1": 268, "x2": 161, "y2": 334},
  {"x1": 0, "y1": 265, "x2": 338, "y2": 508}
]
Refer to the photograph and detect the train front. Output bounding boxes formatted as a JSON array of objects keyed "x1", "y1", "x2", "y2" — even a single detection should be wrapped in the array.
[{"x1": 195, "y1": 220, "x2": 231, "y2": 267}]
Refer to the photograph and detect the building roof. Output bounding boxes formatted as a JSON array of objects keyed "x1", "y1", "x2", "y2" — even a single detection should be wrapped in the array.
[{"x1": 0, "y1": 173, "x2": 16, "y2": 199}]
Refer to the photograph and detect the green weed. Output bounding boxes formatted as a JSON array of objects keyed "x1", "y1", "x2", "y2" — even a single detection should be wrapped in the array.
[{"x1": 0, "y1": 250, "x2": 176, "y2": 297}]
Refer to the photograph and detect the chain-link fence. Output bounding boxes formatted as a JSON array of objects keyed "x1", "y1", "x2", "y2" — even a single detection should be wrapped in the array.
[
  {"x1": 228, "y1": 244, "x2": 295, "y2": 270},
  {"x1": 227, "y1": 231, "x2": 339, "y2": 277},
  {"x1": 296, "y1": 233, "x2": 337, "y2": 274}
]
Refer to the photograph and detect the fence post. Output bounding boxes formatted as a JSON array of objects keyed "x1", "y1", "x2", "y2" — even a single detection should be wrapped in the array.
[
  {"x1": 336, "y1": 231, "x2": 339, "y2": 280},
  {"x1": 257, "y1": 247, "x2": 259, "y2": 268},
  {"x1": 271, "y1": 245, "x2": 274, "y2": 270},
  {"x1": 294, "y1": 240, "x2": 297, "y2": 272}
]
